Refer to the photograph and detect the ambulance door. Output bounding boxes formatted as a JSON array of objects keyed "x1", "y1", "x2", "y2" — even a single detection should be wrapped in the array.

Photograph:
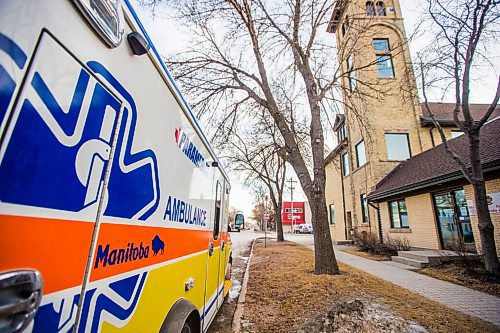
[
  {"x1": 217, "y1": 180, "x2": 230, "y2": 307},
  {"x1": 0, "y1": 30, "x2": 122, "y2": 332},
  {"x1": 203, "y1": 177, "x2": 223, "y2": 329}
]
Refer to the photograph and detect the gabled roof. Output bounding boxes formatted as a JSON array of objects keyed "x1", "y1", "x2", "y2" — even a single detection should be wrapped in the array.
[
  {"x1": 327, "y1": 0, "x2": 349, "y2": 33},
  {"x1": 420, "y1": 102, "x2": 500, "y2": 127},
  {"x1": 333, "y1": 114, "x2": 345, "y2": 131},
  {"x1": 368, "y1": 117, "x2": 500, "y2": 201}
]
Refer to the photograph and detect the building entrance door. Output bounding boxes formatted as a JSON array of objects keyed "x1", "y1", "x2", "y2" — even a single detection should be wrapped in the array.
[{"x1": 433, "y1": 189, "x2": 474, "y2": 250}]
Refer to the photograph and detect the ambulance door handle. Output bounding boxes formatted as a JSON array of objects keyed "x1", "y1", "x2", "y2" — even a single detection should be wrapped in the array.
[
  {"x1": 208, "y1": 242, "x2": 214, "y2": 256},
  {"x1": 0, "y1": 270, "x2": 43, "y2": 333}
]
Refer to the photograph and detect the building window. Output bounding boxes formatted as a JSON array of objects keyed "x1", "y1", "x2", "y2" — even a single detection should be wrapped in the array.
[
  {"x1": 337, "y1": 124, "x2": 347, "y2": 143},
  {"x1": 376, "y1": 1, "x2": 386, "y2": 16},
  {"x1": 385, "y1": 133, "x2": 411, "y2": 160},
  {"x1": 389, "y1": 199, "x2": 409, "y2": 228},
  {"x1": 361, "y1": 194, "x2": 369, "y2": 224},
  {"x1": 355, "y1": 140, "x2": 366, "y2": 168},
  {"x1": 366, "y1": 1, "x2": 375, "y2": 16},
  {"x1": 373, "y1": 39, "x2": 394, "y2": 78},
  {"x1": 329, "y1": 204, "x2": 335, "y2": 224},
  {"x1": 347, "y1": 55, "x2": 356, "y2": 92},
  {"x1": 375, "y1": 54, "x2": 394, "y2": 78},
  {"x1": 373, "y1": 38, "x2": 390, "y2": 51},
  {"x1": 451, "y1": 130, "x2": 464, "y2": 138},
  {"x1": 342, "y1": 153, "x2": 350, "y2": 176},
  {"x1": 341, "y1": 15, "x2": 350, "y2": 37}
]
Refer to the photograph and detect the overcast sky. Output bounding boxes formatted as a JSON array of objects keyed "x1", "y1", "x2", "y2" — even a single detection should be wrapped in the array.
[{"x1": 130, "y1": 0, "x2": 499, "y2": 217}]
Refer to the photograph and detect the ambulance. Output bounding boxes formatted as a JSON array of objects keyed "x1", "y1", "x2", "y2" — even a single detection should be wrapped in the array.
[{"x1": 0, "y1": 0, "x2": 232, "y2": 332}]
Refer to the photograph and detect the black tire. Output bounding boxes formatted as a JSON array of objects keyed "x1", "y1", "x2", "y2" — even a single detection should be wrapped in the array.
[
  {"x1": 181, "y1": 321, "x2": 193, "y2": 333},
  {"x1": 225, "y1": 260, "x2": 232, "y2": 280}
]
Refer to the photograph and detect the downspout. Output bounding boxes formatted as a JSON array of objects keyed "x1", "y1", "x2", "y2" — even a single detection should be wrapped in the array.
[
  {"x1": 368, "y1": 201, "x2": 383, "y2": 243},
  {"x1": 429, "y1": 127, "x2": 435, "y2": 147},
  {"x1": 340, "y1": 154, "x2": 348, "y2": 240}
]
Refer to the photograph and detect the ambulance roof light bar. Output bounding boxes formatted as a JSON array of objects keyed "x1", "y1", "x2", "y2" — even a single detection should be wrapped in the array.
[{"x1": 72, "y1": 0, "x2": 125, "y2": 48}]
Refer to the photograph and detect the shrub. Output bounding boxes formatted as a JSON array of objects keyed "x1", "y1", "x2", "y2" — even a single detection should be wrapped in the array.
[
  {"x1": 385, "y1": 234, "x2": 411, "y2": 252},
  {"x1": 352, "y1": 230, "x2": 398, "y2": 256}
]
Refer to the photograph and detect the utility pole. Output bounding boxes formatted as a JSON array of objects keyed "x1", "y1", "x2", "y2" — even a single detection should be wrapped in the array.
[
  {"x1": 288, "y1": 178, "x2": 297, "y2": 234},
  {"x1": 264, "y1": 194, "x2": 268, "y2": 248}
]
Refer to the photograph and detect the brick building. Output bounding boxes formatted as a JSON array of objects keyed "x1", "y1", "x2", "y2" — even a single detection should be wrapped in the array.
[{"x1": 324, "y1": 0, "x2": 500, "y2": 254}]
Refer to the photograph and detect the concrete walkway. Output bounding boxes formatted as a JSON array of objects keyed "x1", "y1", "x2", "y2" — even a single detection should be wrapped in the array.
[{"x1": 287, "y1": 235, "x2": 500, "y2": 328}]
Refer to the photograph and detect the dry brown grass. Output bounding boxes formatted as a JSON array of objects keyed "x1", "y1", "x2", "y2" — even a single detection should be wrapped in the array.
[
  {"x1": 242, "y1": 240, "x2": 499, "y2": 333},
  {"x1": 341, "y1": 248, "x2": 391, "y2": 261}
]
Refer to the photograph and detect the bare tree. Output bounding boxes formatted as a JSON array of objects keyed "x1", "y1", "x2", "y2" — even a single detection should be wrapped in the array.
[
  {"x1": 418, "y1": 0, "x2": 499, "y2": 277},
  {"x1": 150, "y1": 0, "x2": 346, "y2": 274},
  {"x1": 222, "y1": 112, "x2": 287, "y2": 242}
]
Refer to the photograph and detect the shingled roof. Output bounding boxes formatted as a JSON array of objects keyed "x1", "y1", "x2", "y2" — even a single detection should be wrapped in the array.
[
  {"x1": 420, "y1": 102, "x2": 500, "y2": 126},
  {"x1": 368, "y1": 117, "x2": 500, "y2": 201}
]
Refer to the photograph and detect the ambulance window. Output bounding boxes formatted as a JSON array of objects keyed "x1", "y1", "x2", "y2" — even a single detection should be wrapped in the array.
[{"x1": 214, "y1": 181, "x2": 222, "y2": 240}]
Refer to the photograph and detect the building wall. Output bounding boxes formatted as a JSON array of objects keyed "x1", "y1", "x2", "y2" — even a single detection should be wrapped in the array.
[
  {"x1": 379, "y1": 193, "x2": 441, "y2": 249},
  {"x1": 326, "y1": 0, "x2": 424, "y2": 241},
  {"x1": 325, "y1": 156, "x2": 348, "y2": 240},
  {"x1": 325, "y1": 0, "x2": 467, "y2": 245},
  {"x1": 464, "y1": 178, "x2": 500, "y2": 257}
]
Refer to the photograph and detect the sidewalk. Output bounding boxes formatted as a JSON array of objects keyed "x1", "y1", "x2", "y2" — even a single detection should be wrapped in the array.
[{"x1": 293, "y1": 238, "x2": 500, "y2": 328}]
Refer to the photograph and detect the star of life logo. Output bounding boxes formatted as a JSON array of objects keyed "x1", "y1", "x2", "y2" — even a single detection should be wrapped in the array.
[{"x1": 0, "y1": 33, "x2": 160, "y2": 220}]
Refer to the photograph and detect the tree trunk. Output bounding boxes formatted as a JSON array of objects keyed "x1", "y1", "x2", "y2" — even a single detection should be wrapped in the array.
[
  {"x1": 275, "y1": 199, "x2": 284, "y2": 242},
  {"x1": 469, "y1": 133, "x2": 499, "y2": 277},
  {"x1": 305, "y1": 183, "x2": 339, "y2": 275}
]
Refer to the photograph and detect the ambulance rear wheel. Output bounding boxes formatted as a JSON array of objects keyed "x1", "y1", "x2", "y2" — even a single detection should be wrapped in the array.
[
  {"x1": 225, "y1": 260, "x2": 232, "y2": 280},
  {"x1": 181, "y1": 321, "x2": 193, "y2": 333}
]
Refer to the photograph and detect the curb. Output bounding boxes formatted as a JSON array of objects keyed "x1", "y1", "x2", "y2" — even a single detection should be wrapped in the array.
[{"x1": 231, "y1": 238, "x2": 257, "y2": 333}]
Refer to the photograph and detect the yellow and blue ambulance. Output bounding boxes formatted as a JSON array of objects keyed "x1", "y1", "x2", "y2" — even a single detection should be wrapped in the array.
[{"x1": 0, "y1": 0, "x2": 232, "y2": 332}]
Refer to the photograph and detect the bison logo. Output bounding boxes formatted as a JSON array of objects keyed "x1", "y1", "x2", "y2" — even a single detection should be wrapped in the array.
[{"x1": 152, "y1": 235, "x2": 165, "y2": 256}]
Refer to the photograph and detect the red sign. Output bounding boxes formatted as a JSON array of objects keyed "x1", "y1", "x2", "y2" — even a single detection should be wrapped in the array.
[{"x1": 281, "y1": 201, "x2": 305, "y2": 225}]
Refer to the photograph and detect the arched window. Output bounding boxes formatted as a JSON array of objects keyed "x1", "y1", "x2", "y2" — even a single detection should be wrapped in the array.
[
  {"x1": 366, "y1": 1, "x2": 375, "y2": 16},
  {"x1": 376, "y1": 1, "x2": 386, "y2": 16}
]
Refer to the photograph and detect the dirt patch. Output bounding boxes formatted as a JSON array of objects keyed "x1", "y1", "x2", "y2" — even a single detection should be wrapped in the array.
[
  {"x1": 207, "y1": 240, "x2": 253, "y2": 333},
  {"x1": 240, "y1": 240, "x2": 498, "y2": 333},
  {"x1": 419, "y1": 260, "x2": 500, "y2": 298},
  {"x1": 341, "y1": 247, "x2": 391, "y2": 261},
  {"x1": 298, "y1": 299, "x2": 427, "y2": 333}
]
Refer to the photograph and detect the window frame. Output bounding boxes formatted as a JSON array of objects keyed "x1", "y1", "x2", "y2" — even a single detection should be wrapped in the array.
[
  {"x1": 355, "y1": 140, "x2": 366, "y2": 168},
  {"x1": 366, "y1": 1, "x2": 375, "y2": 16},
  {"x1": 346, "y1": 54, "x2": 356, "y2": 92},
  {"x1": 375, "y1": 54, "x2": 395, "y2": 78},
  {"x1": 389, "y1": 199, "x2": 409, "y2": 229},
  {"x1": 373, "y1": 38, "x2": 390, "y2": 51},
  {"x1": 373, "y1": 38, "x2": 395, "y2": 78},
  {"x1": 385, "y1": 133, "x2": 411, "y2": 160},
  {"x1": 342, "y1": 152, "x2": 350, "y2": 176},
  {"x1": 361, "y1": 194, "x2": 369, "y2": 224},
  {"x1": 376, "y1": 1, "x2": 387, "y2": 16},
  {"x1": 337, "y1": 123, "x2": 347, "y2": 143},
  {"x1": 213, "y1": 180, "x2": 222, "y2": 240}
]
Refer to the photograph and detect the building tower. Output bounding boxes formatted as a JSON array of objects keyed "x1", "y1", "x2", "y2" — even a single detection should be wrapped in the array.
[{"x1": 324, "y1": 0, "x2": 433, "y2": 242}]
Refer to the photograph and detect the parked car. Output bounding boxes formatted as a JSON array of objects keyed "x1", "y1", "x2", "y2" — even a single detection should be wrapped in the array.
[
  {"x1": 292, "y1": 225, "x2": 304, "y2": 234},
  {"x1": 301, "y1": 224, "x2": 313, "y2": 234}
]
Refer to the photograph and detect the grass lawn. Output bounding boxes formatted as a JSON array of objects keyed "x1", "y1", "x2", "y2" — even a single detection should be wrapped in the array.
[{"x1": 241, "y1": 240, "x2": 498, "y2": 333}]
